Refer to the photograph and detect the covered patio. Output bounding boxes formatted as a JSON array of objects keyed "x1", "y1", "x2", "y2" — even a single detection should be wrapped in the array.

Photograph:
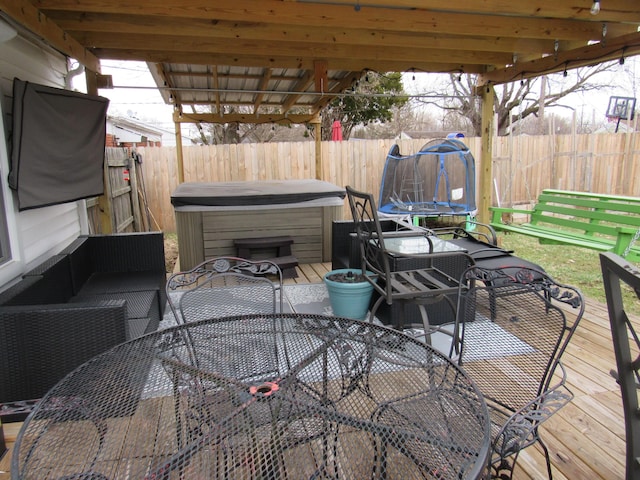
[
  {"x1": 0, "y1": 2, "x2": 638, "y2": 479},
  {"x1": 0, "y1": 261, "x2": 632, "y2": 479},
  {"x1": 260, "y1": 268, "x2": 636, "y2": 479},
  {"x1": 1, "y1": 1, "x2": 639, "y2": 224},
  {"x1": 282, "y1": 262, "x2": 632, "y2": 480}
]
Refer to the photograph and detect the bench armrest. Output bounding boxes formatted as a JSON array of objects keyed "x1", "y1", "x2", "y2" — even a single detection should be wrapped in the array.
[
  {"x1": 489, "y1": 206, "x2": 534, "y2": 225},
  {"x1": 613, "y1": 226, "x2": 640, "y2": 257}
]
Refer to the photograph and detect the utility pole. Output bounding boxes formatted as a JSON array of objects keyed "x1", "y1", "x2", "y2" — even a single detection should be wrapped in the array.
[{"x1": 539, "y1": 76, "x2": 546, "y2": 134}]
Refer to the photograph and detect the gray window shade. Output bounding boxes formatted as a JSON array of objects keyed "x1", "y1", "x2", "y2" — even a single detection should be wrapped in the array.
[{"x1": 9, "y1": 79, "x2": 109, "y2": 211}]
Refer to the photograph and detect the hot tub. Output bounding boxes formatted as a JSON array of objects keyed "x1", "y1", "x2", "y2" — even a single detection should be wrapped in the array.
[{"x1": 171, "y1": 180, "x2": 346, "y2": 270}]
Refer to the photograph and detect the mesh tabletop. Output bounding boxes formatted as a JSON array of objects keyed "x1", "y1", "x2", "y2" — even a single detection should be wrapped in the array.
[{"x1": 13, "y1": 313, "x2": 490, "y2": 480}]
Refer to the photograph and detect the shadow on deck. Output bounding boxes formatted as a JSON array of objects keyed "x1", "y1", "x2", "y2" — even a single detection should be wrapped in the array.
[{"x1": 0, "y1": 262, "x2": 629, "y2": 480}]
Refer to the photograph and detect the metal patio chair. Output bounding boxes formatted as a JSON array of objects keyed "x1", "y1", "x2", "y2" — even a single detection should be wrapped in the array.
[
  {"x1": 164, "y1": 257, "x2": 284, "y2": 460},
  {"x1": 454, "y1": 265, "x2": 584, "y2": 479},
  {"x1": 166, "y1": 256, "x2": 284, "y2": 324},
  {"x1": 600, "y1": 251, "x2": 640, "y2": 480},
  {"x1": 345, "y1": 185, "x2": 474, "y2": 343}
]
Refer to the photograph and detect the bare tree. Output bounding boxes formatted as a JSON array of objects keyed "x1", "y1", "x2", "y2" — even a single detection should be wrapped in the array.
[
  {"x1": 414, "y1": 62, "x2": 619, "y2": 136},
  {"x1": 187, "y1": 105, "x2": 311, "y2": 144}
]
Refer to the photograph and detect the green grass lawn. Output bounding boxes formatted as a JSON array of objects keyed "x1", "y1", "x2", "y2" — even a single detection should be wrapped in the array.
[{"x1": 497, "y1": 232, "x2": 640, "y2": 316}]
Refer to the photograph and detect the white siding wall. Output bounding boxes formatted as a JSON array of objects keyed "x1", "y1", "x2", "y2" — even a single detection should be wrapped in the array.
[{"x1": 0, "y1": 30, "x2": 86, "y2": 286}]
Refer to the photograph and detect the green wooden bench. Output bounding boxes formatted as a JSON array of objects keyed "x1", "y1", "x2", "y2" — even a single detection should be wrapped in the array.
[{"x1": 489, "y1": 189, "x2": 640, "y2": 262}]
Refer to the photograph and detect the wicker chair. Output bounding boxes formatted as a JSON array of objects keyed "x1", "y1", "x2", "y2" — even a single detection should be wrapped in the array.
[
  {"x1": 166, "y1": 256, "x2": 284, "y2": 325},
  {"x1": 600, "y1": 252, "x2": 640, "y2": 480},
  {"x1": 455, "y1": 265, "x2": 583, "y2": 479},
  {"x1": 345, "y1": 185, "x2": 474, "y2": 343}
]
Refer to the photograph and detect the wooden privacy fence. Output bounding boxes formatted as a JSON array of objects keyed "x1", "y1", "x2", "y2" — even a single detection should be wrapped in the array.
[
  {"x1": 87, "y1": 148, "x2": 152, "y2": 234},
  {"x1": 133, "y1": 132, "x2": 640, "y2": 233}
]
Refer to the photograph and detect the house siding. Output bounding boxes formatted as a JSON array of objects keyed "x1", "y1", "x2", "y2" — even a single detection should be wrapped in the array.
[
  {"x1": 106, "y1": 133, "x2": 162, "y2": 148},
  {"x1": 0, "y1": 31, "x2": 86, "y2": 285}
]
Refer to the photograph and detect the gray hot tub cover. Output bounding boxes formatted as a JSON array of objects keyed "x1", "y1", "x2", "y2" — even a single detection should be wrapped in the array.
[{"x1": 171, "y1": 180, "x2": 346, "y2": 207}]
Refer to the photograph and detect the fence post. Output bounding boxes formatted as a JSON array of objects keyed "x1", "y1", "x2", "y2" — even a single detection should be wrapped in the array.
[
  {"x1": 312, "y1": 116, "x2": 322, "y2": 180},
  {"x1": 175, "y1": 121, "x2": 185, "y2": 184},
  {"x1": 477, "y1": 85, "x2": 495, "y2": 224},
  {"x1": 128, "y1": 152, "x2": 144, "y2": 231},
  {"x1": 96, "y1": 152, "x2": 114, "y2": 234}
]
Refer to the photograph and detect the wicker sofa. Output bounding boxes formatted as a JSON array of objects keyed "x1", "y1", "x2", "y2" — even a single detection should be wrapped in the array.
[{"x1": 0, "y1": 232, "x2": 166, "y2": 415}]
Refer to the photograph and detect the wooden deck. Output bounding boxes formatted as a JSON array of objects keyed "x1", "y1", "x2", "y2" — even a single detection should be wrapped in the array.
[{"x1": 0, "y1": 262, "x2": 630, "y2": 479}]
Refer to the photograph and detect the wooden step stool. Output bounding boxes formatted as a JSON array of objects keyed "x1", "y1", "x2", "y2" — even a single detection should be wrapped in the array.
[{"x1": 234, "y1": 236, "x2": 299, "y2": 278}]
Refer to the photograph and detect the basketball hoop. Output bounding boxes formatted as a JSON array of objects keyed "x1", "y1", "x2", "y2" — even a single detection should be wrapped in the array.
[{"x1": 606, "y1": 96, "x2": 636, "y2": 132}]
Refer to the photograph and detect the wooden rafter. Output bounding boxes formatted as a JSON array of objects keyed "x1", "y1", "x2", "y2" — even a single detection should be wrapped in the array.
[
  {"x1": 0, "y1": 0, "x2": 101, "y2": 72},
  {"x1": 253, "y1": 69, "x2": 272, "y2": 113},
  {"x1": 1, "y1": 0, "x2": 637, "y2": 115}
]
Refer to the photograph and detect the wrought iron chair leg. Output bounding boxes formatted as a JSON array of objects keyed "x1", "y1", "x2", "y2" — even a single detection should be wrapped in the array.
[
  {"x1": 417, "y1": 295, "x2": 456, "y2": 347},
  {"x1": 367, "y1": 294, "x2": 387, "y2": 325},
  {"x1": 490, "y1": 412, "x2": 557, "y2": 480},
  {"x1": 417, "y1": 304, "x2": 431, "y2": 345},
  {"x1": 539, "y1": 435, "x2": 554, "y2": 480}
]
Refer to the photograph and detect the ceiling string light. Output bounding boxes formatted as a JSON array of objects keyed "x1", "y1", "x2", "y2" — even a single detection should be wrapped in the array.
[{"x1": 590, "y1": 0, "x2": 600, "y2": 15}]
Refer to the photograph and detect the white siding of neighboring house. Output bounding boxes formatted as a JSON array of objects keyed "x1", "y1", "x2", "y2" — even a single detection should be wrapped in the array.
[{"x1": 0, "y1": 28, "x2": 88, "y2": 287}]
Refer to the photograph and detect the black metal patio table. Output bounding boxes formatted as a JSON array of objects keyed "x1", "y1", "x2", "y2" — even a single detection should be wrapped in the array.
[{"x1": 12, "y1": 313, "x2": 490, "y2": 479}]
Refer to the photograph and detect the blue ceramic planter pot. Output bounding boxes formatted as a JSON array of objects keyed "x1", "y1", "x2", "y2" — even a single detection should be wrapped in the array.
[{"x1": 323, "y1": 269, "x2": 376, "y2": 320}]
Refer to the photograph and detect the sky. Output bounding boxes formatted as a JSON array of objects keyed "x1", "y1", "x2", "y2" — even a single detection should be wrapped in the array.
[
  {"x1": 73, "y1": 60, "x2": 180, "y2": 145},
  {"x1": 404, "y1": 56, "x2": 639, "y2": 128},
  {"x1": 74, "y1": 57, "x2": 640, "y2": 145}
]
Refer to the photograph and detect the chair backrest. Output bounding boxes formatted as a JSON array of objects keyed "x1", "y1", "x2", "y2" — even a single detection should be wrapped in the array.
[
  {"x1": 457, "y1": 265, "x2": 583, "y2": 417},
  {"x1": 345, "y1": 186, "x2": 393, "y2": 278},
  {"x1": 600, "y1": 252, "x2": 640, "y2": 480},
  {"x1": 166, "y1": 256, "x2": 283, "y2": 324},
  {"x1": 346, "y1": 186, "x2": 476, "y2": 310}
]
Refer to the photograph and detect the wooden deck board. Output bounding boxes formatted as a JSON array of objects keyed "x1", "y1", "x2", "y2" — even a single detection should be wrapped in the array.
[{"x1": 0, "y1": 263, "x2": 632, "y2": 479}]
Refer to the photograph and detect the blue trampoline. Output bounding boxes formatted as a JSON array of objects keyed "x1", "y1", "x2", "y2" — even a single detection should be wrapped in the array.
[{"x1": 378, "y1": 138, "x2": 477, "y2": 216}]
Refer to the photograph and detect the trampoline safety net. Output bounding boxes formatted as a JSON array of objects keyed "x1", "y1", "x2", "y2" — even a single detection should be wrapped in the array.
[{"x1": 378, "y1": 138, "x2": 476, "y2": 216}]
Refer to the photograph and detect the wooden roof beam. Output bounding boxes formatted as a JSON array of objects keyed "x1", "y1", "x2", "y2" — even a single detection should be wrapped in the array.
[
  {"x1": 252, "y1": 69, "x2": 272, "y2": 113},
  {"x1": 209, "y1": 66, "x2": 221, "y2": 114},
  {"x1": 279, "y1": 70, "x2": 315, "y2": 113},
  {"x1": 173, "y1": 111, "x2": 317, "y2": 124},
  {"x1": 37, "y1": 0, "x2": 637, "y2": 41},
  {"x1": 292, "y1": 0, "x2": 640, "y2": 23},
  {"x1": 95, "y1": 49, "x2": 487, "y2": 75},
  {"x1": 311, "y1": 71, "x2": 364, "y2": 111},
  {"x1": 151, "y1": 63, "x2": 179, "y2": 105},
  {"x1": 52, "y1": 13, "x2": 561, "y2": 55},
  {"x1": 79, "y1": 34, "x2": 514, "y2": 67},
  {"x1": 0, "y1": 0, "x2": 101, "y2": 72},
  {"x1": 479, "y1": 31, "x2": 640, "y2": 86}
]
